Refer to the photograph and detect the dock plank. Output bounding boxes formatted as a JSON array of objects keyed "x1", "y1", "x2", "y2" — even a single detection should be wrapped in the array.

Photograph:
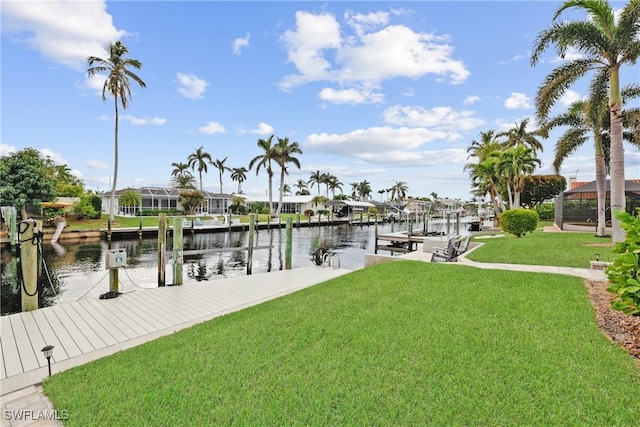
[
  {"x1": 0, "y1": 316, "x2": 22, "y2": 377},
  {"x1": 31, "y1": 310, "x2": 70, "y2": 362},
  {"x1": 74, "y1": 300, "x2": 129, "y2": 343},
  {"x1": 8, "y1": 316, "x2": 40, "y2": 372},
  {"x1": 50, "y1": 306, "x2": 96, "y2": 354},
  {"x1": 19, "y1": 312, "x2": 48, "y2": 368},
  {"x1": 58, "y1": 304, "x2": 108, "y2": 351},
  {"x1": 40, "y1": 308, "x2": 83, "y2": 359},
  {"x1": 0, "y1": 339, "x2": 5, "y2": 379}
]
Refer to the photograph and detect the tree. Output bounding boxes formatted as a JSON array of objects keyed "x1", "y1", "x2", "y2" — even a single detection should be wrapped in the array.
[
  {"x1": 49, "y1": 164, "x2": 84, "y2": 197},
  {"x1": 308, "y1": 170, "x2": 323, "y2": 195},
  {"x1": 248, "y1": 135, "x2": 276, "y2": 214},
  {"x1": 497, "y1": 118, "x2": 545, "y2": 153},
  {"x1": 391, "y1": 181, "x2": 409, "y2": 203},
  {"x1": 87, "y1": 40, "x2": 146, "y2": 222},
  {"x1": 229, "y1": 195, "x2": 247, "y2": 214},
  {"x1": 294, "y1": 179, "x2": 309, "y2": 195},
  {"x1": 171, "y1": 162, "x2": 191, "y2": 178},
  {"x1": 273, "y1": 136, "x2": 303, "y2": 215},
  {"x1": 327, "y1": 175, "x2": 343, "y2": 198},
  {"x1": 493, "y1": 146, "x2": 541, "y2": 209},
  {"x1": 171, "y1": 174, "x2": 196, "y2": 189},
  {"x1": 230, "y1": 167, "x2": 248, "y2": 194},
  {"x1": 179, "y1": 190, "x2": 205, "y2": 215},
  {"x1": 211, "y1": 157, "x2": 231, "y2": 194},
  {"x1": 187, "y1": 146, "x2": 212, "y2": 191},
  {"x1": 520, "y1": 175, "x2": 567, "y2": 208},
  {"x1": 531, "y1": 0, "x2": 640, "y2": 242},
  {"x1": 357, "y1": 180, "x2": 372, "y2": 200},
  {"x1": 119, "y1": 188, "x2": 141, "y2": 215},
  {"x1": 0, "y1": 148, "x2": 56, "y2": 219},
  {"x1": 544, "y1": 83, "x2": 640, "y2": 236}
]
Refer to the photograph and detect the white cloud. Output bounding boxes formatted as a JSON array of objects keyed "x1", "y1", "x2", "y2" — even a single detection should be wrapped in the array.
[
  {"x1": 318, "y1": 87, "x2": 384, "y2": 104},
  {"x1": 198, "y1": 121, "x2": 226, "y2": 135},
  {"x1": 176, "y1": 73, "x2": 208, "y2": 99},
  {"x1": 504, "y1": 92, "x2": 533, "y2": 110},
  {"x1": 251, "y1": 122, "x2": 274, "y2": 135},
  {"x1": 0, "y1": 144, "x2": 17, "y2": 156},
  {"x1": 121, "y1": 115, "x2": 166, "y2": 126},
  {"x1": 279, "y1": 11, "x2": 469, "y2": 91},
  {"x1": 86, "y1": 160, "x2": 108, "y2": 169},
  {"x1": 232, "y1": 33, "x2": 250, "y2": 55},
  {"x1": 383, "y1": 105, "x2": 485, "y2": 132},
  {"x1": 39, "y1": 148, "x2": 66, "y2": 164},
  {"x1": 559, "y1": 89, "x2": 583, "y2": 107},
  {"x1": 2, "y1": 0, "x2": 126, "y2": 71},
  {"x1": 463, "y1": 95, "x2": 480, "y2": 105}
]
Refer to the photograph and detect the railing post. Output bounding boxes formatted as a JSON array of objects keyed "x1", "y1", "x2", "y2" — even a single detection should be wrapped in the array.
[
  {"x1": 285, "y1": 217, "x2": 292, "y2": 270},
  {"x1": 157, "y1": 214, "x2": 166, "y2": 286},
  {"x1": 173, "y1": 217, "x2": 183, "y2": 285},
  {"x1": 247, "y1": 214, "x2": 255, "y2": 275}
]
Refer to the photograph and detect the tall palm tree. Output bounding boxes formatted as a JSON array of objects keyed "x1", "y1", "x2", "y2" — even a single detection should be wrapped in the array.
[
  {"x1": 531, "y1": 0, "x2": 640, "y2": 242},
  {"x1": 308, "y1": 170, "x2": 323, "y2": 195},
  {"x1": 171, "y1": 173, "x2": 196, "y2": 189},
  {"x1": 230, "y1": 166, "x2": 248, "y2": 194},
  {"x1": 357, "y1": 180, "x2": 372, "y2": 200},
  {"x1": 321, "y1": 172, "x2": 332, "y2": 197},
  {"x1": 248, "y1": 135, "x2": 276, "y2": 214},
  {"x1": 466, "y1": 130, "x2": 502, "y2": 160},
  {"x1": 544, "y1": 83, "x2": 640, "y2": 236},
  {"x1": 211, "y1": 157, "x2": 231, "y2": 193},
  {"x1": 497, "y1": 118, "x2": 545, "y2": 153},
  {"x1": 392, "y1": 181, "x2": 409, "y2": 203},
  {"x1": 87, "y1": 40, "x2": 146, "y2": 222},
  {"x1": 273, "y1": 136, "x2": 303, "y2": 215},
  {"x1": 187, "y1": 146, "x2": 212, "y2": 191},
  {"x1": 465, "y1": 157, "x2": 503, "y2": 219},
  {"x1": 327, "y1": 175, "x2": 343, "y2": 198}
]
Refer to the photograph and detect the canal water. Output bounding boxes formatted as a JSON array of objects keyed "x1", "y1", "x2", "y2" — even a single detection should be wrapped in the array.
[{"x1": 1, "y1": 219, "x2": 464, "y2": 315}]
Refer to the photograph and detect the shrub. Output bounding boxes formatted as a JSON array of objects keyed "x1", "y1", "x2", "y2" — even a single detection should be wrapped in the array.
[
  {"x1": 605, "y1": 209, "x2": 640, "y2": 316},
  {"x1": 261, "y1": 207, "x2": 270, "y2": 215},
  {"x1": 72, "y1": 195, "x2": 98, "y2": 219},
  {"x1": 368, "y1": 206, "x2": 378, "y2": 215},
  {"x1": 252, "y1": 202, "x2": 264, "y2": 214},
  {"x1": 89, "y1": 194, "x2": 102, "y2": 218},
  {"x1": 499, "y1": 209, "x2": 539, "y2": 238},
  {"x1": 535, "y1": 203, "x2": 554, "y2": 221}
]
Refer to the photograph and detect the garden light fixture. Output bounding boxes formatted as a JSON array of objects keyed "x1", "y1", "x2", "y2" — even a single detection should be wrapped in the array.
[{"x1": 41, "y1": 345, "x2": 54, "y2": 376}]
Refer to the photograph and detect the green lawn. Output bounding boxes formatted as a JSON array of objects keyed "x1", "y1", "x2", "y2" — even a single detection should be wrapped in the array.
[
  {"x1": 43, "y1": 262, "x2": 639, "y2": 426},
  {"x1": 467, "y1": 225, "x2": 616, "y2": 267}
]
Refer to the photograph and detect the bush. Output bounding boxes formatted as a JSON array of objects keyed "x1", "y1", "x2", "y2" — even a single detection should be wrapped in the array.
[
  {"x1": 139, "y1": 209, "x2": 183, "y2": 216},
  {"x1": 72, "y1": 195, "x2": 98, "y2": 219},
  {"x1": 605, "y1": 209, "x2": 640, "y2": 316},
  {"x1": 535, "y1": 203, "x2": 554, "y2": 221},
  {"x1": 251, "y1": 202, "x2": 264, "y2": 214},
  {"x1": 261, "y1": 207, "x2": 270, "y2": 215},
  {"x1": 89, "y1": 194, "x2": 102, "y2": 219},
  {"x1": 499, "y1": 209, "x2": 539, "y2": 238},
  {"x1": 368, "y1": 206, "x2": 378, "y2": 215}
]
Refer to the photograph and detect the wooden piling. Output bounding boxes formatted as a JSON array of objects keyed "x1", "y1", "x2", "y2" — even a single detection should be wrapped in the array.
[
  {"x1": 455, "y1": 213, "x2": 460, "y2": 235},
  {"x1": 9, "y1": 208, "x2": 17, "y2": 246},
  {"x1": 285, "y1": 217, "x2": 292, "y2": 270},
  {"x1": 247, "y1": 214, "x2": 255, "y2": 275},
  {"x1": 107, "y1": 218, "x2": 112, "y2": 241},
  {"x1": 20, "y1": 219, "x2": 38, "y2": 312},
  {"x1": 138, "y1": 217, "x2": 143, "y2": 238},
  {"x1": 173, "y1": 217, "x2": 183, "y2": 285},
  {"x1": 157, "y1": 214, "x2": 166, "y2": 286},
  {"x1": 374, "y1": 221, "x2": 378, "y2": 255}
]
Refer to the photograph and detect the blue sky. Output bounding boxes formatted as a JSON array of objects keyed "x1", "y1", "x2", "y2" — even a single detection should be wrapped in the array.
[{"x1": 2, "y1": 0, "x2": 638, "y2": 200}]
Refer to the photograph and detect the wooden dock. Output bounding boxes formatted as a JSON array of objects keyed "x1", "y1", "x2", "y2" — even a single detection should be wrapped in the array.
[
  {"x1": 0, "y1": 266, "x2": 351, "y2": 394},
  {"x1": 375, "y1": 231, "x2": 425, "y2": 254}
]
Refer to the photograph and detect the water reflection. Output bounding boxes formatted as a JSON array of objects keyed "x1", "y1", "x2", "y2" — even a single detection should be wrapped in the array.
[{"x1": 1, "y1": 220, "x2": 460, "y2": 315}]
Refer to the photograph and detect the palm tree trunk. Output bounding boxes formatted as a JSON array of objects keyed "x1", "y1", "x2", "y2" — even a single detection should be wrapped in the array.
[
  {"x1": 275, "y1": 169, "x2": 285, "y2": 216},
  {"x1": 609, "y1": 70, "x2": 626, "y2": 243},
  {"x1": 267, "y1": 170, "x2": 274, "y2": 214},
  {"x1": 594, "y1": 138, "x2": 608, "y2": 236},
  {"x1": 109, "y1": 96, "x2": 119, "y2": 222}
]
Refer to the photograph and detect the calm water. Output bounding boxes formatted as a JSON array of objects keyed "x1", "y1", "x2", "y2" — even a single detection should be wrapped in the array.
[{"x1": 1, "y1": 219, "x2": 463, "y2": 315}]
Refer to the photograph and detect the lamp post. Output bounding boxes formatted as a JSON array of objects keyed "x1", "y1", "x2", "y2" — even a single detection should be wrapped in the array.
[{"x1": 41, "y1": 345, "x2": 54, "y2": 376}]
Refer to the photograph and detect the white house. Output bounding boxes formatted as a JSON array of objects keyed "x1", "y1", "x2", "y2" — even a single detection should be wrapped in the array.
[{"x1": 100, "y1": 187, "x2": 233, "y2": 215}]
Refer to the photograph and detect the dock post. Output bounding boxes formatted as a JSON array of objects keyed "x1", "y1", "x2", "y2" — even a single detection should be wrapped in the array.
[
  {"x1": 173, "y1": 217, "x2": 183, "y2": 285},
  {"x1": 374, "y1": 221, "x2": 378, "y2": 255},
  {"x1": 19, "y1": 219, "x2": 38, "y2": 312},
  {"x1": 157, "y1": 214, "x2": 166, "y2": 286},
  {"x1": 297, "y1": 213, "x2": 300, "y2": 228},
  {"x1": 285, "y1": 217, "x2": 292, "y2": 270},
  {"x1": 9, "y1": 208, "x2": 17, "y2": 246},
  {"x1": 138, "y1": 216, "x2": 143, "y2": 238},
  {"x1": 446, "y1": 213, "x2": 451, "y2": 236},
  {"x1": 247, "y1": 214, "x2": 255, "y2": 275},
  {"x1": 455, "y1": 213, "x2": 460, "y2": 235},
  {"x1": 408, "y1": 223, "x2": 413, "y2": 251},
  {"x1": 107, "y1": 218, "x2": 112, "y2": 241}
]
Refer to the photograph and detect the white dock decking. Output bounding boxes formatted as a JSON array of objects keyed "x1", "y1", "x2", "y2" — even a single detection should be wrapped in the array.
[{"x1": 0, "y1": 266, "x2": 351, "y2": 394}]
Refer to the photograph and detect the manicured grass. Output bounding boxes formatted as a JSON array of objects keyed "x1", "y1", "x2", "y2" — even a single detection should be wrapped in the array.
[
  {"x1": 468, "y1": 225, "x2": 616, "y2": 267},
  {"x1": 43, "y1": 262, "x2": 639, "y2": 426}
]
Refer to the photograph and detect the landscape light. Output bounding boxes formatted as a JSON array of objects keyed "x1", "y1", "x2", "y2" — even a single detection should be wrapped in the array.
[{"x1": 41, "y1": 345, "x2": 54, "y2": 377}]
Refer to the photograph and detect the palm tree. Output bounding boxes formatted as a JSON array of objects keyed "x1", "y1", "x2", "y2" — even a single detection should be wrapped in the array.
[
  {"x1": 187, "y1": 146, "x2": 212, "y2": 191},
  {"x1": 294, "y1": 179, "x2": 309, "y2": 195},
  {"x1": 466, "y1": 130, "x2": 502, "y2": 160},
  {"x1": 321, "y1": 172, "x2": 332, "y2": 197},
  {"x1": 391, "y1": 181, "x2": 409, "y2": 203},
  {"x1": 357, "y1": 180, "x2": 372, "y2": 200},
  {"x1": 531, "y1": 0, "x2": 640, "y2": 242},
  {"x1": 497, "y1": 118, "x2": 545, "y2": 153},
  {"x1": 273, "y1": 136, "x2": 303, "y2": 215},
  {"x1": 327, "y1": 175, "x2": 343, "y2": 198},
  {"x1": 283, "y1": 184, "x2": 292, "y2": 196},
  {"x1": 544, "y1": 83, "x2": 640, "y2": 236},
  {"x1": 493, "y1": 146, "x2": 541, "y2": 209},
  {"x1": 465, "y1": 157, "x2": 503, "y2": 219},
  {"x1": 171, "y1": 173, "x2": 196, "y2": 189},
  {"x1": 230, "y1": 167, "x2": 248, "y2": 194},
  {"x1": 211, "y1": 157, "x2": 231, "y2": 193},
  {"x1": 171, "y1": 162, "x2": 191, "y2": 178},
  {"x1": 349, "y1": 182, "x2": 359, "y2": 199},
  {"x1": 87, "y1": 40, "x2": 146, "y2": 222},
  {"x1": 378, "y1": 189, "x2": 386, "y2": 201},
  {"x1": 308, "y1": 170, "x2": 323, "y2": 195},
  {"x1": 248, "y1": 135, "x2": 276, "y2": 214}
]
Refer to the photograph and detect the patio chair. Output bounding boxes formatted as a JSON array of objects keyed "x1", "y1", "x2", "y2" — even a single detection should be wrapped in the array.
[
  {"x1": 431, "y1": 235, "x2": 461, "y2": 262},
  {"x1": 454, "y1": 235, "x2": 471, "y2": 257}
]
